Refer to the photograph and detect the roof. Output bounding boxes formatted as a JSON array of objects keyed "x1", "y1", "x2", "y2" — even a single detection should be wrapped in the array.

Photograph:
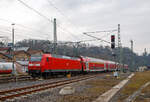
[
  {"x1": 0, "y1": 52, "x2": 12, "y2": 59},
  {"x1": 0, "y1": 47, "x2": 10, "y2": 51},
  {"x1": 16, "y1": 61, "x2": 29, "y2": 66},
  {"x1": 4, "y1": 50, "x2": 30, "y2": 56},
  {"x1": 13, "y1": 50, "x2": 30, "y2": 56},
  {"x1": 14, "y1": 47, "x2": 30, "y2": 52}
]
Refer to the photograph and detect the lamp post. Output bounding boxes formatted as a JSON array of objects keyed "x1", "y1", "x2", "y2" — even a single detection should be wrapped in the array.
[{"x1": 12, "y1": 23, "x2": 15, "y2": 76}]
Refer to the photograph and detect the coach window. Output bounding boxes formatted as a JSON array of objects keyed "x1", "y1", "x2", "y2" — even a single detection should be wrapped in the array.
[{"x1": 46, "y1": 57, "x2": 49, "y2": 62}]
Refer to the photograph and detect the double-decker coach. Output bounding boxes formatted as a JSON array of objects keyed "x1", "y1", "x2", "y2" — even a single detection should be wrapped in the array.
[{"x1": 80, "y1": 56, "x2": 106, "y2": 72}]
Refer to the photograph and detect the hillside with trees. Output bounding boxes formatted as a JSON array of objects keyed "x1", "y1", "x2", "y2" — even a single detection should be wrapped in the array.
[{"x1": 14, "y1": 39, "x2": 150, "y2": 70}]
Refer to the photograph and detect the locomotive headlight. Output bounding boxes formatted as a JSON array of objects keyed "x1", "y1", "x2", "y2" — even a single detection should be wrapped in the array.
[
  {"x1": 29, "y1": 64, "x2": 33, "y2": 66},
  {"x1": 35, "y1": 64, "x2": 40, "y2": 66}
]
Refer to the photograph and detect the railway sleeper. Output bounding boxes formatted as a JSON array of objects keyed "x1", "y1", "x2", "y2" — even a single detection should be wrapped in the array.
[{"x1": 0, "y1": 75, "x2": 96, "y2": 101}]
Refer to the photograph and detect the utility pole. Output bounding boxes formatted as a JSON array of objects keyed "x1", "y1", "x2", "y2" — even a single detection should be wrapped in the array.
[
  {"x1": 144, "y1": 48, "x2": 147, "y2": 56},
  {"x1": 12, "y1": 23, "x2": 15, "y2": 76},
  {"x1": 53, "y1": 18, "x2": 57, "y2": 54},
  {"x1": 143, "y1": 48, "x2": 147, "y2": 66},
  {"x1": 118, "y1": 24, "x2": 123, "y2": 72},
  {"x1": 74, "y1": 42, "x2": 80, "y2": 57},
  {"x1": 130, "y1": 40, "x2": 134, "y2": 71},
  {"x1": 118, "y1": 24, "x2": 121, "y2": 48},
  {"x1": 130, "y1": 40, "x2": 133, "y2": 52}
]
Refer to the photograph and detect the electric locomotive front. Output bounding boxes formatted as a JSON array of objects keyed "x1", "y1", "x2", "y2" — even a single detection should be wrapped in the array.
[
  {"x1": 28, "y1": 54, "x2": 83, "y2": 77},
  {"x1": 28, "y1": 54, "x2": 45, "y2": 77}
]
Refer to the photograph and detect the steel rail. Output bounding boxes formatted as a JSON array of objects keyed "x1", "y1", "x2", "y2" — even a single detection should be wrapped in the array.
[
  {"x1": 0, "y1": 75, "x2": 32, "y2": 83},
  {"x1": 0, "y1": 74, "x2": 99, "y2": 101}
]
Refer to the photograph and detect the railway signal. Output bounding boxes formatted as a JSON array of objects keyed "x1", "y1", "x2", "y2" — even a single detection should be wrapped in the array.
[{"x1": 111, "y1": 35, "x2": 115, "y2": 49}]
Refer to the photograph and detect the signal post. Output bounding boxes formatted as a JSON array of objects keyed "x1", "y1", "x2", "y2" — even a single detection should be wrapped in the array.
[{"x1": 111, "y1": 35, "x2": 119, "y2": 78}]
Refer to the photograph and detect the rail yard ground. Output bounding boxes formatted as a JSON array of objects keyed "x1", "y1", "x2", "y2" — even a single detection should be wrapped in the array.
[
  {"x1": 0, "y1": 72, "x2": 130, "y2": 102},
  {"x1": 135, "y1": 82, "x2": 150, "y2": 102},
  {"x1": 1, "y1": 71, "x2": 150, "y2": 102},
  {"x1": 110, "y1": 70, "x2": 150, "y2": 102}
]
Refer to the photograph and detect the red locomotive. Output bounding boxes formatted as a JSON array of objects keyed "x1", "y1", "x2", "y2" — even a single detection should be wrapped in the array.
[{"x1": 28, "y1": 54, "x2": 128, "y2": 77}]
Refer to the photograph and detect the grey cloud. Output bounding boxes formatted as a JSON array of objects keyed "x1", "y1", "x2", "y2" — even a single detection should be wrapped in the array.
[{"x1": 0, "y1": 0, "x2": 150, "y2": 53}]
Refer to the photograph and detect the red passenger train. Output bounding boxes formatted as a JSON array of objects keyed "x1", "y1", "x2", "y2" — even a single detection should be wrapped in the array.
[{"x1": 28, "y1": 54, "x2": 128, "y2": 77}]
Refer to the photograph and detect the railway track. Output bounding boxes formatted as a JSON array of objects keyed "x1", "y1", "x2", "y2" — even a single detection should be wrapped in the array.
[
  {"x1": 0, "y1": 74, "x2": 99, "y2": 101},
  {"x1": 0, "y1": 75, "x2": 32, "y2": 83}
]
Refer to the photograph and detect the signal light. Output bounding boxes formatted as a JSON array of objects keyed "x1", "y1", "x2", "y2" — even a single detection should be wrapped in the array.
[
  {"x1": 111, "y1": 35, "x2": 115, "y2": 49},
  {"x1": 111, "y1": 35, "x2": 115, "y2": 42}
]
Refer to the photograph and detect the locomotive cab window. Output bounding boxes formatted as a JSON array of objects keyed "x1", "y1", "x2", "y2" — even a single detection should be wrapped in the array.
[
  {"x1": 46, "y1": 57, "x2": 49, "y2": 62},
  {"x1": 30, "y1": 56, "x2": 42, "y2": 62}
]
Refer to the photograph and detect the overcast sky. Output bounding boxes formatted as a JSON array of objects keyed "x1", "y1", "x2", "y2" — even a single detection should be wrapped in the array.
[{"x1": 0, "y1": 0, "x2": 150, "y2": 54}]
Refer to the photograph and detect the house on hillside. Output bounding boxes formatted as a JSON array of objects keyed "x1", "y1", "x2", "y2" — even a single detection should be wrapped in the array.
[
  {"x1": 137, "y1": 66, "x2": 147, "y2": 72},
  {"x1": 0, "y1": 47, "x2": 30, "y2": 61},
  {"x1": 0, "y1": 47, "x2": 44, "y2": 73},
  {"x1": 14, "y1": 47, "x2": 30, "y2": 52},
  {"x1": 13, "y1": 51, "x2": 30, "y2": 61},
  {"x1": 0, "y1": 47, "x2": 44, "y2": 61},
  {"x1": 0, "y1": 52, "x2": 12, "y2": 62},
  {"x1": 0, "y1": 47, "x2": 11, "y2": 54}
]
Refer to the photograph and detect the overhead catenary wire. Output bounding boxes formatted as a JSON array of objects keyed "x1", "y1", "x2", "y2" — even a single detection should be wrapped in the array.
[
  {"x1": 84, "y1": 29, "x2": 117, "y2": 34},
  {"x1": 60, "y1": 29, "x2": 118, "y2": 44},
  {"x1": 17, "y1": 0, "x2": 52, "y2": 22},
  {"x1": 14, "y1": 29, "x2": 50, "y2": 39},
  {"x1": 0, "y1": 27, "x2": 50, "y2": 41},
  {"x1": 0, "y1": 0, "x2": 80, "y2": 42},
  {"x1": 15, "y1": 27, "x2": 50, "y2": 36},
  {"x1": 0, "y1": 18, "x2": 117, "y2": 48},
  {"x1": 56, "y1": 30, "x2": 118, "y2": 48},
  {"x1": 46, "y1": 0, "x2": 66, "y2": 18},
  {"x1": 57, "y1": 24, "x2": 81, "y2": 40},
  {"x1": 57, "y1": 39, "x2": 96, "y2": 44},
  {"x1": 82, "y1": 28, "x2": 120, "y2": 47},
  {"x1": 0, "y1": 18, "x2": 51, "y2": 35},
  {"x1": 0, "y1": 30, "x2": 11, "y2": 34},
  {"x1": 16, "y1": 0, "x2": 55, "y2": 40},
  {"x1": 0, "y1": 0, "x2": 118, "y2": 47},
  {"x1": 79, "y1": 32, "x2": 114, "y2": 43},
  {"x1": 58, "y1": 32, "x2": 115, "y2": 44},
  {"x1": 46, "y1": 0, "x2": 82, "y2": 34},
  {"x1": 17, "y1": 0, "x2": 81, "y2": 41},
  {"x1": 61, "y1": 32, "x2": 114, "y2": 44},
  {"x1": 0, "y1": 24, "x2": 50, "y2": 40},
  {"x1": 83, "y1": 32, "x2": 111, "y2": 44}
]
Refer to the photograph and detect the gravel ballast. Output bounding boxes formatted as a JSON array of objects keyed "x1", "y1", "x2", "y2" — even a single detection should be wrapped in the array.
[{"x1": 2, "y1": 72, "x2": 130, "y2": 102}]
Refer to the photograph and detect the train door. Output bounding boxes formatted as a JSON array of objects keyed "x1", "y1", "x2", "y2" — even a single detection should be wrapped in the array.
[
  {"x1": 108, "y1": 63, "x2": 110, "y2": 71},
  {"x1": 85, "y1": 62, "x2": 89, "y2": 71},
  {"x1": 104, "y1": 63, "x2": 106, "y2": 71}
]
